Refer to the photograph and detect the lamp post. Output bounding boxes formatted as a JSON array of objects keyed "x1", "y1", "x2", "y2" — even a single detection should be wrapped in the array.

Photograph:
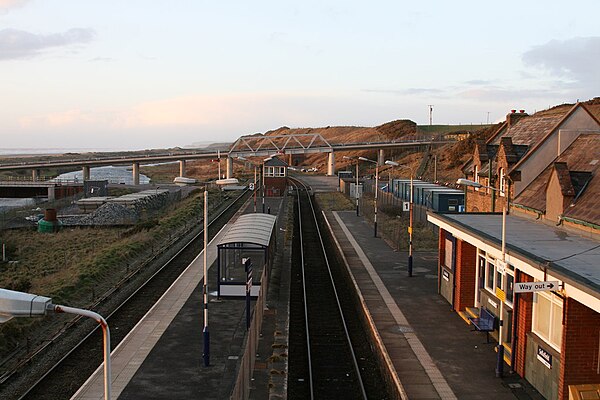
[
  {"x1": 385, "y1": 161, "x2": 414, "y2": 277},
  {"x1": 358, "y1": 156, "x2": 379, "y2": 237},
  {"x1": 203, "y1": 190, "x2": 210, "y2": 367},
  {"x1": 237, "y1": 156, "x2": 258, "y2": 212},
  {"x1": 263, "y1": 156, "x2": 272, "y2": 213},
  {"x1": 0, "y1": 289, "x2": 111, "y2": 400},
  {"x1": 456, "y1": 177, "x2": 508, "y2": 377},
  {"x1": 343, "y1": 156, "x2": 360, "y2": 216}
]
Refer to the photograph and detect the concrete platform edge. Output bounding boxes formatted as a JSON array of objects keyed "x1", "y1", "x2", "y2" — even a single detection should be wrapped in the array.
[{"x1": 322, "y1": 210, "x2": 409, "y2": 400}]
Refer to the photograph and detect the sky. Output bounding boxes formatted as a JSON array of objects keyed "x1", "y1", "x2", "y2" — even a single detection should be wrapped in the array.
[{"x1": 1, "y1": 0, "x2": 599, "y2": 151}]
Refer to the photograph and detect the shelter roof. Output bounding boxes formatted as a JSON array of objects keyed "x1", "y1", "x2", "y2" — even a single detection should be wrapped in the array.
[{"x1": 218, "y1": 213, "x2": 277, "y2": 247}]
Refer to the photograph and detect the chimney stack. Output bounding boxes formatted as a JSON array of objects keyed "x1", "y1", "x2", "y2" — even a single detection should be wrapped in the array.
[{"x1": 506, "y1": 109, "x2": 528, "y2": 128}]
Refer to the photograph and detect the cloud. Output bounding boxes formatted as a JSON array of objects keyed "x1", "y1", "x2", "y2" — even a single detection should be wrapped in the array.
[
  {"x1": 522, "y1": 37, "x2": 600, "y2": 87},
  {"x1": 0, "y1": 0, "x2": 29, "y2": 13},
  {"x1": 464, "y1": 79, "x2": 492, "y2": 86},
  {"x1": 362, "y1": 88, "x2": 444, "y2": 96},
  {"x1": 89, "y1": 57, "x2": 114, "y2": 62},
  {"x1": 0, "y1": 28, "x2": 95, "y2": 60},
  {"x1": 458, "y1": 86, "x2": 566, "y2": 103},
  {"x1": 19, "y1": 109, "x2": 98, "y2": 128}
]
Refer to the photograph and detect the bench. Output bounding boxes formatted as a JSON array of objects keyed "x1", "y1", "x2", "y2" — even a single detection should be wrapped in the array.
[{"x1": 468, "y1": 308, "x2": 496, "y2": 343}]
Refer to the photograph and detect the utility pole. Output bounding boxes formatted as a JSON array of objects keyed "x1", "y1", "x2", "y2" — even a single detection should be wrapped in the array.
[
  {"x1": 487, "y1": 112, "x2": 490, "y2": 124},
  {"x1": 428, "y1": 105, "x2": 434, "y2": 126}
]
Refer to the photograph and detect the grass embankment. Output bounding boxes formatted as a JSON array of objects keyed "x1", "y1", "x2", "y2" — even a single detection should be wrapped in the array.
[
  {"x1": 416, "y1": 124, "x2": 492, "y2": 134},
  {"x1": 315, "y1": 192, "x2": 355, "y2": 212},
  {"x1": 0, "y1": 190, "x2": 209, "y2": 305},
  {"x1": 0, "y1": 188, "x2": 216, "y2": 356},
  {"x1": 140, "y1": 163, "x2": 180, "y2": 184}
]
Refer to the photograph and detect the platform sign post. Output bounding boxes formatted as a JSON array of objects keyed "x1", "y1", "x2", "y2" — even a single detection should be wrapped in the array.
[{"x1": 244, "y1": 258, "x2": 253, "y2": 330}]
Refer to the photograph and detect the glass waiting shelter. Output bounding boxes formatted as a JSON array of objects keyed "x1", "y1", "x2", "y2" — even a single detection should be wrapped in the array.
[{"x1": 217, "y1": 213, "x2": 277, "y2": 297}]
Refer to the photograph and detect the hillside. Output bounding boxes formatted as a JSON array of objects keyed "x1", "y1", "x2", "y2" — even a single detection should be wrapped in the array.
[{"x1": 146, "y1": 97, "x2": 600, "y2": 185}]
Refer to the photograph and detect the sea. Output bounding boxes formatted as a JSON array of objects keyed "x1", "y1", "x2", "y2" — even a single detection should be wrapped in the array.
[
  {"x1": 0, "y1": 147, "x2": 124, "y2": 156},
  {"x1": 0, "y1": 148, "x2": 151, "y2": 211}
]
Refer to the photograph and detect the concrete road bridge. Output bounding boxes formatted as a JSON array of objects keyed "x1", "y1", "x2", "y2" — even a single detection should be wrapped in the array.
[{"x1": 0, "y1": 133, "x2": 453, "y2": 184}]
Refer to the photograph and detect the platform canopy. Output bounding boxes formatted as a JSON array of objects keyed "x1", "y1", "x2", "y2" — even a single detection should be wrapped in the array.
[{"x1": 218, "y1": 213, "x2": 277, "y2": 248}]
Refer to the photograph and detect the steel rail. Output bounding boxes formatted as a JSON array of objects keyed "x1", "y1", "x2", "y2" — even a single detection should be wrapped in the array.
[
  {"x1": 11, "y1": 188, "x2": 250, "y2": 400},
  {"x1": 291, "y1": 177, "x2": 367, "y2": 400},
  {"x1": 293, "y1": 179, "x2": 314, "y2": 400}
]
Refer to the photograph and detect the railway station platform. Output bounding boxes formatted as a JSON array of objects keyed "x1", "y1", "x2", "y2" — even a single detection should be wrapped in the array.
[
  {"x1": 71, "y1": 175, "x2": 544, "y2": 400},
  {"x1": 324, "y1": 210, "x2": 544, "y2": 400},
  {"x1": 71, "y1": 196, "x2": 287, "y2": 400}
]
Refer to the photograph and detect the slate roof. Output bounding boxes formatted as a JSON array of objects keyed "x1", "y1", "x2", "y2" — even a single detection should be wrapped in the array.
[
  {"x1": 264, "y1": 156, "x2": 288, "y2": 167},
  {"x1": 515, "y1": 134, "x2": 600, "y2": 225},
  {"x1": 488, "y1": 114, "x2": 566, "y2": 147}
]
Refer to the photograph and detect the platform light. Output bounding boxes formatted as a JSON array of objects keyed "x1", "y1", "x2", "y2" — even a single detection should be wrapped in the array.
[
  {"x1": 343, "y1": 156, "x2": 360, "y2": 216},
  {"x1": 0, "y1": 288, "x2": 111, "y2": 400},
  {"x1": 386, "y1": 161, "x2": 414, "y2": 277},
  {"x1": 358, "y1": 156, "x2": 379, "y2": 237}
]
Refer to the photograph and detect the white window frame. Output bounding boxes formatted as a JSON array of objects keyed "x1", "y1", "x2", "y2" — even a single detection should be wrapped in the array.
[
  {"x1": 485, "y1": 255, "x2": 496, "y2": 291},
  {"x1": 504, "y1": 268, "x2": 514, "y2": 307},
  {"x1": 265, "y1": 166, "x2": 285, "y2": 177},
  {"x1": 499, "y1": 167, "x2": 506, "y2": 197},
  {"x1": 482, "y1": 254, "x2": 515, "y2": 305},
  {"x1": 532, "y1": 291, "x2": 563, "y2": 351},
  {"x1": 474, "y1": 165, "x2": 479, "y2": 191}
]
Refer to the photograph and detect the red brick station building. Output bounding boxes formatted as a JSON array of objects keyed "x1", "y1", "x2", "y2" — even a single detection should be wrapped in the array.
[{"x1": 428, "y1": 103, "x2": 600, "y2": 400}]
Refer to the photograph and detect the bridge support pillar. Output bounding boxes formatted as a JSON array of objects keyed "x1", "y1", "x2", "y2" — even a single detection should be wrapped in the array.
[
  {"x1": 132, "y1": 162, "x2": 140, "y2": 185},
  {"x1": 226, "y1": 157, "x2": 233, "y2": 179},
  {"x1": 179, "y1": 160, "x2": 186, "y2": 177},
  {"x1": 47, "y1": 186, "x2": 56, "y2": 201},
  {"x1": 378, "y1": 149, "x2": 385, "y2": 166},
  {"x1": 31, "y1": 169, "x2": 40, "y2": 181},
  {"x1": 327, "y1": 152, "x2": 336, "y2": 176},
  {"x1": 82, "y1": 166, "x2": 91, "y2": 181}
]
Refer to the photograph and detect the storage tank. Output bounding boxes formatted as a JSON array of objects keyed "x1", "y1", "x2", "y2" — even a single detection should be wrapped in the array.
[{"x1": 38, "y1": 208, "x2": 62, "y2": 233}]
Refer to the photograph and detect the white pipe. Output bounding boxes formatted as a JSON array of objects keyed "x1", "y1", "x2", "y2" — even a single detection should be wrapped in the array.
[{"x1": 52, "y1": 304, "x2": 111, "y2": 400}]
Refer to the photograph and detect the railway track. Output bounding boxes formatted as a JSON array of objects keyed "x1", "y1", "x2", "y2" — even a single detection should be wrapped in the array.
[
  {"x1": 1, "y1": 189, "x2": 249, "y2": 400},
  {"x1": 288, "y1": 178, "x2": 384, "y2": 400}
]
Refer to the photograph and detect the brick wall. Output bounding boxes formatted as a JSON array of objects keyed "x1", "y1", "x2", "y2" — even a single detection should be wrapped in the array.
[
  {"x1": 454, "y1": 239, "x2": 476, "y2": 311},
  {"x1": 559, "y1": 297, "x2": 600, "y2": 400},
  {"x1": 515, "y1": 273, "x2": 533, "y2": 376},
  {"x1": 263, "y1": 177, "x2": 288, "y2": 196}
]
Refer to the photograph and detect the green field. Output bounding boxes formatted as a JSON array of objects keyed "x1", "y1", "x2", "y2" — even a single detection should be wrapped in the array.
[{"x1": 416, "y1": 124, "x2": 492, "y2": 134}]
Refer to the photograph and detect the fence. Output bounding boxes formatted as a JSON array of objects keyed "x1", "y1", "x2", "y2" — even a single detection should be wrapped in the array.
[
  {"x1": 229, "y1": 263, "x2": 269, "y2": 399},
  {"x1": 366, "y1": 188, "x2": 434, "y2": 226}
]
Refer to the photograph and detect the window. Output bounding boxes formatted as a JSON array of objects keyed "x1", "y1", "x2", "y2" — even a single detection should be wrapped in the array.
[
  {"x1": 264, "y1": 166, "x2": 285, "y2": 177},
  {"x1": 486, "y1": 259, "x2": 494, "y2": 290},
  {"x1": 532, "y1": 291, "x2": 563, "y2": 350},
  {"x1": 499, "y1": 168, "x2": 506, "y2": 197},
  {"x1": 474, "y1": 165, "x2": 479, "y2": 191},
  {"x1": 505, "y1": 273, "x2": 514, "y2": 305},
  {"x1": 444, "y1": 238, "x2": 453, "y2": 269},
  {"x1": 496, "y1": 268, "x2": 503, "y2": 291}
]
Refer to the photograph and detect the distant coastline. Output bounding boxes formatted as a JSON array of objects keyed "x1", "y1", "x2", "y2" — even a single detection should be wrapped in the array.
[{"x1": 0, "y1": 148, "x2": 126, "y2": 156}]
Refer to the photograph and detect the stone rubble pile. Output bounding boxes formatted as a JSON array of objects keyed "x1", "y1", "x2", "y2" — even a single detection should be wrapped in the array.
[
  {"x1": 61, "y1": 203, "x2": 139, "y2": 226},
  {"x1": 62, "y1": 188, "x2": 182, "y2": 226}
]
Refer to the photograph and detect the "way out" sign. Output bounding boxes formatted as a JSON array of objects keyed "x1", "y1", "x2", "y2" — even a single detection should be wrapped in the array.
[{"x1": 514, "y1": 281, "x2": 559, "y2": 293}]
